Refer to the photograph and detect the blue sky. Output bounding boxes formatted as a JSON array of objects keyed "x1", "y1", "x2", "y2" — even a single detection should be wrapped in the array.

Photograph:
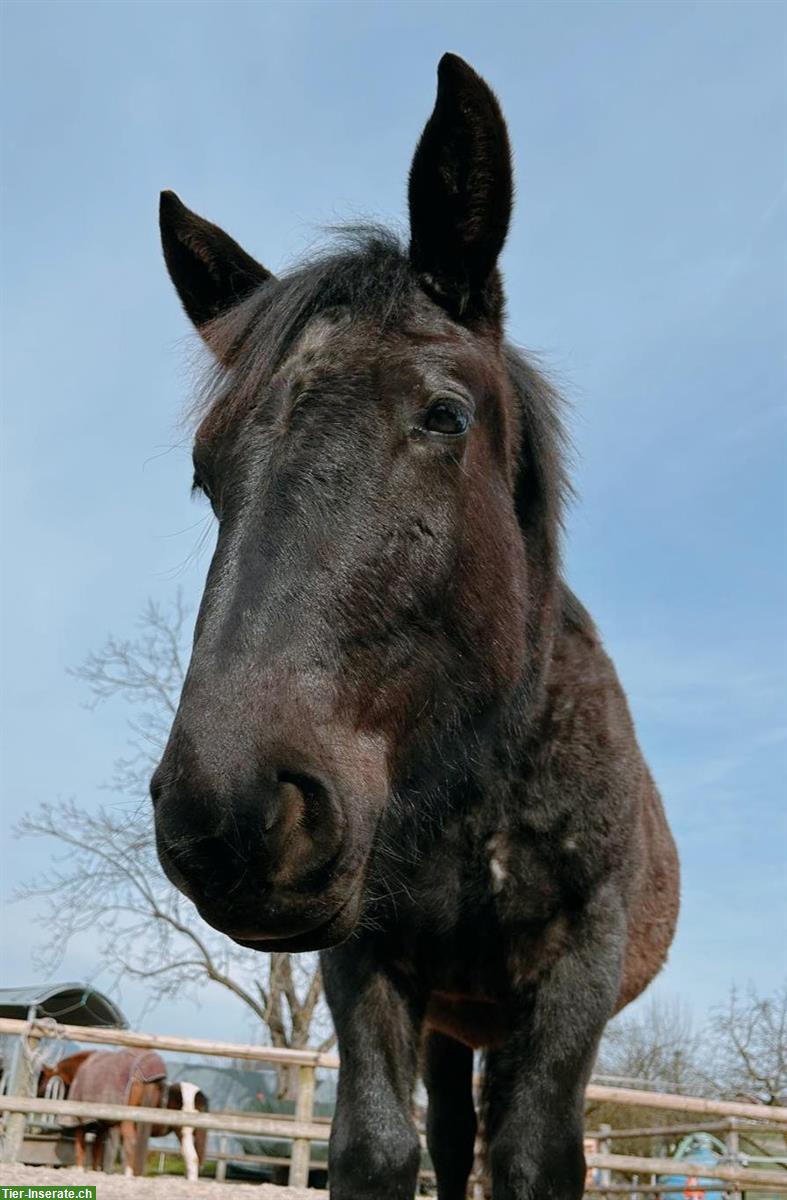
[{"x1": 1, "y1": 0, "x2": 785, "y2": 1040}]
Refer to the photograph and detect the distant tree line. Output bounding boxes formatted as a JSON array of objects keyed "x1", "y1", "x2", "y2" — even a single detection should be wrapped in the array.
[{"x1": 588, "y1": 986, "x2": 786, "y2": 1158}]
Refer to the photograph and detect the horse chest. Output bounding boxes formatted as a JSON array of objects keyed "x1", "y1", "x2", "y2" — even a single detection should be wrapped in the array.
[
  {"x1": 406, "y1": 818, "x2": 571, "y2": 932},
  {"x1": 388, "y1": 822, "x2": 577, "y2": 1006},
  {"x1": 400, "y1": 849, "x2": 574, "y2": 1049}
]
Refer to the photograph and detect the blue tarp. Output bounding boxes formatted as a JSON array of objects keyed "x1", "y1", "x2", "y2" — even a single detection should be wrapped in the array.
[{"x1": 658, "y1": 1133, "x2": 726, "y2": 1200}]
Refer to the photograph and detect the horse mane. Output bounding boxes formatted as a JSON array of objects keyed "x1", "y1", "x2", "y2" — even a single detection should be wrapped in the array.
[
  {"x1": 504, "y1": 343, "x2": 572, "y2": 558},
  {"x1": 192, "y1": 226, "x2": 415, "y2": 435},
  {"x1": 192, "y1": 226, "x2": 571, "y2": 552}
]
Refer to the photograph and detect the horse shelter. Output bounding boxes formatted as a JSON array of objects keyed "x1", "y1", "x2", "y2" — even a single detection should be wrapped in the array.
[{"x1": 0, "y1": 981, "x2": 128, "y2": 1166}]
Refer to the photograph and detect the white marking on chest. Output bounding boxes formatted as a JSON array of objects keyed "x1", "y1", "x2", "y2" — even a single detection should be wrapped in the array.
[
  {"x1": 177, "y1": 1081, "x2": 200, "y2": 1181},
  {"x1": 178, "y1": 1081, "x2": 199, "y2": 1113},
  {"x1": 487, "y1": 834, "x2": 509, "y2": 894}
]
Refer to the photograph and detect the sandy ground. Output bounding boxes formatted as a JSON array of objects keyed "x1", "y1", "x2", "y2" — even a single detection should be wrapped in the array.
[{"x1": 1, "y1": 1163, "x2": 326, "y2": 1198}]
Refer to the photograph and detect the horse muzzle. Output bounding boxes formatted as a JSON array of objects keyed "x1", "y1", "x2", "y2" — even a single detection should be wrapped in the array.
[{"x1": 151, "y1": 748, "x2": 377, "y2": 950}]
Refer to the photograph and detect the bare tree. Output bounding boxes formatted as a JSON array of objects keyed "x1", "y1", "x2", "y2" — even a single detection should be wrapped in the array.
[
  {"x1": 587, "y1": 996, "x2": 712, "y2": 1153},
  {"x1": 16, "y1": 594, "x2": 333, "y2": 1060},
  {"x1": 586, "y1": 986, "x2": 787, "y2": 1155},
  {"x1": 709, "y1": 983, "x2": 787, "y2": 1106},
  {"x1": 595, "y1": 995, "x2": 710, "y2": 1096}
]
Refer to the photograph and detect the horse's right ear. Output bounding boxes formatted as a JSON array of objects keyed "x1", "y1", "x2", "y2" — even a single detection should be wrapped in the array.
[{"x1": 159, "y1": 191, "x2": 273, "y2": 338}]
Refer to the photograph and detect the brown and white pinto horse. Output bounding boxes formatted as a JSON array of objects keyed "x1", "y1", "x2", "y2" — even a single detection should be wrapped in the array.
[{"x1": 151, "y1": 1082, "x2": 209, "y2": 1182}]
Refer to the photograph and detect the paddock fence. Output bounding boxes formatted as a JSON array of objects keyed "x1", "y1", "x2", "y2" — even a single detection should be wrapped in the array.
[{"x1": 1, "y1": 1016, "x2": 786, "y2": 1195}]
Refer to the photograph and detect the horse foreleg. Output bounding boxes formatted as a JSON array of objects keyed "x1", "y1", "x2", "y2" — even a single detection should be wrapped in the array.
[
  {"x1": 424, "y1": 1031, "x2": 477, "y2": 1200},
  {"x1": 119, "y1": 1120, "x2": 136, "y2": 1177},
  {"x1": 484, "y1": 891, "x2": 624, "y2": 1200},
  {"x1": 74, "y1": 1127, "x2": 87, "y2": 1171},
  {"x1": 134, "y1": 1124, "x2": 151, "y2": 1177},
  {"x1": 321, "y1": 942, "x2": 423, "y2": 1200},
  {"x1": 179, "y1": 1126, "x2": 199, "y2": 1182}
]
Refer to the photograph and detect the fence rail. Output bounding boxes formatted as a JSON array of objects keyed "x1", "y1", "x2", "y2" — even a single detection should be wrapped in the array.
[
  {"x1": 585, "y1": 1082, "x2": 787, "y2": 1125},
  {"x1": 0, "y1": 1016, "x2": 339, "y2": 1069},
  {"x1": 585, "y1": 1150, "x2": 785, "y2": 1190},
  {"x1": 2, "y1": 1016, "x2": 786, "y2": 1193},
  {"x1": 0, "y1": 1095, "x2": 327, "y2": 1144}
]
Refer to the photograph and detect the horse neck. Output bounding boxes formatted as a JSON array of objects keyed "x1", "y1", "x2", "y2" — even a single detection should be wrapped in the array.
[
  {"x1": 498, "y1": 575, "x2": 560, "y2": 736},
  {"x1": 447, "y1": 575, "x2": 562, "y2": 833}
]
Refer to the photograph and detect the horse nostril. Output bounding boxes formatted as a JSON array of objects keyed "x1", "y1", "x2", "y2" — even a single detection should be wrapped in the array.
[
  {"x1": 276, "y1": 770, "x2": 324, "y2": 806},
  {"x1": 154, "y1": 763, "x2": 343, "y2": 903},
  {"x1": 276, "y1": 770, "x2": 331, "y2": 834}
]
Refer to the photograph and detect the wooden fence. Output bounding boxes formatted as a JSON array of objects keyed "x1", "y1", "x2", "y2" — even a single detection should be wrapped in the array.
[{"x1": 1, "y1": 1016, "x2": 786, "y2": 1193}]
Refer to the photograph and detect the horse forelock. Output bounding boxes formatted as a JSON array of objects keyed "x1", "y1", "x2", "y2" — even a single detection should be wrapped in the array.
[{"x1": 186, "y1": 225, "x2": 570, "y2": 570}]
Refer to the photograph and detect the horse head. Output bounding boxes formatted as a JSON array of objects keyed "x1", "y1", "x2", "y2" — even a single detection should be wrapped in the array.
[{"x1": 152, "y1": 55, "x2": 564, "y2": 950}]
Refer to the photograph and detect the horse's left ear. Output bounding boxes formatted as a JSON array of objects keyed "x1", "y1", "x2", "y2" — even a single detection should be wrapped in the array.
[
  {"x1": 159, "y1": 191, "x2": 274, "y2": 337},
  {"x1": 408, "y1": 54, "x2": 513, "y2": 323}
]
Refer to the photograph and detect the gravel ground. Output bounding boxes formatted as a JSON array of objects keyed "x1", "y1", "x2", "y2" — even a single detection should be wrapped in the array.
[{"x1": 1, "y1": 1163, "x2": 325, "y2": 1198}]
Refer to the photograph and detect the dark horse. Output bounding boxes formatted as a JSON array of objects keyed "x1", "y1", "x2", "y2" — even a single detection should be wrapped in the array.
[{"x1": 152, "y1": 54, "x2": 679, "y2": 1200}]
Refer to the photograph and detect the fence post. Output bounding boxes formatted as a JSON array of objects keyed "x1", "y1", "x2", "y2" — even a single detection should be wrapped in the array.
[
  {"x1": 288, "y1": 1063, "x2": 316, "y2": 1188},
  {"x1": 598, "y1": 1123, "x2": 612, "y2": 1189},
  {"x1": 0, "y1": 1023, "x2": 41, "y2": 1164},
  {"x1": 215, "y1": 1134, "x2": 228, "y2": 1182},
  {"x1": 725, "y1": 1118, "x2": 742, "y2": 1200}
]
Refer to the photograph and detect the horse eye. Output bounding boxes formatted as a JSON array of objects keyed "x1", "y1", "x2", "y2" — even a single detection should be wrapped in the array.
[
  {"x1": 421, "y1": 400, "x2": 470, "y2": 436},
  {"x1": 191, "y1": 471, "x2": 214, "y2": 503}
]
